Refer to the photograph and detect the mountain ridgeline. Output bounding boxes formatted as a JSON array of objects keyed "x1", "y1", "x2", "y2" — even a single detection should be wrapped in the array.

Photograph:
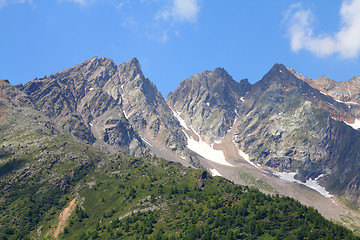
[
  {"x1": 3, "y1": 57, "x2": 360, "y2": 204},
  {"x1": 2, "y1": 57, "x2": 360, "y2": 238}
]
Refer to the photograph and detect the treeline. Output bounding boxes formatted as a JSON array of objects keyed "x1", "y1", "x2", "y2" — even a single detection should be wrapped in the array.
[{"x1": 60, "y1": 156, "x2": 359, "y2": 240}]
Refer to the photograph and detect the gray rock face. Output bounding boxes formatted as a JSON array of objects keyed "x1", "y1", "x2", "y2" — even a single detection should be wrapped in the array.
[
  {"x1": 19, "y1": 57, "x2": 118, "y2": 144},
  {"x1": 168, "y1": 63, "x2": 360, "y2": 206},
  {"x1": 6, "y1": 57, "x2": 191, "y2": 162},
  {"x1": 4, "y1": 57, "x2": 360, "y2": 205},
  {"x1": 103, "y1": 58, "x2": 188, "y2": 157},
  {"x1": 167, "y1": 67, "x2": 251, "y2": 143},
  {"x1": 247, "y1": 67, "x2": 360, "y2": 204}
]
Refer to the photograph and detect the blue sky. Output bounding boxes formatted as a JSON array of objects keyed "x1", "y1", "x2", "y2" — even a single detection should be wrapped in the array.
[{"x1": 1, "y1": 0, "x2": 360, "y2": 96}]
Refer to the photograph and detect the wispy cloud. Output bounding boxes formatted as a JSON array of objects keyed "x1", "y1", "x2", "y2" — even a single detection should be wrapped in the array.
[
  {"x1": 56, "y1": 0, "x2": 201, "y2": 43},
  {"x1": 156, "y1": 0, "x2": 200, "y2": 23},
  {"x1": 69, "y1": 0, "x2": 88, "y2": 5},
  {"x1": 0, "y1": 0, "x2": 33, "y2": 8},
  {"x1": 284, "y1": 0, "x2": 360, "y2": 59},
  {"x1": 59, "y1": 0, "x2": 91, "y2": 6},
  {"x1": 0, "y1": 0, "x2": 6, "y2": 8}
]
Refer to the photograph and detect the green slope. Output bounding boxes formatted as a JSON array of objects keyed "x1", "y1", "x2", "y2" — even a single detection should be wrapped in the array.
[{"x1": 0, "y1": 107, "x2": 359, "y2": 240}]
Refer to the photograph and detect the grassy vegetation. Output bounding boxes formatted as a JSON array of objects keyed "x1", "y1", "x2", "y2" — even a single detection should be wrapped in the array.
[
  {"x1": 0, "y1": 107, "x2": 359, "y2": 239},
  {"x1": 53, "y1": 156, "x2": 358, "y2": 240},
  {"x1": 237, "y1": 169, "x2": 276, "y2": 193}
]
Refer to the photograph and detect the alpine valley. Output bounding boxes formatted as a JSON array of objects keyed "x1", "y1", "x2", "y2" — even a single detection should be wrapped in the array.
[{"x1": 1, "y1": 57, "x2": 360, "y2": 239}]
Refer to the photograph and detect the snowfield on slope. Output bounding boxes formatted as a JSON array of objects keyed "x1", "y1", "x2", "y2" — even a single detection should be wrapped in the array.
[
  {"x1": 331, "y1": 116, "x2": 360, "y2": 130},
  {"x1": 171, "y1": 109, "x2": 189, "y2": 130},
  {"x1": 232, "y1": 140, "x2": 260, "y2": 169},
  {"x1": 345, "y1": 119, "x2": 360, "y2": 130},
  {"x1": 184, "y1": 130, "x2": 233, "y2": 167},
  {"x1": 209, "y1": 168, "x2": 222, "y2": 177},
  {"x1": 172, "y1": 110, "x2": 233, "y2": 166},
  {"x1": 275, "y1": 172, "x2": 334, "y2": 198}
]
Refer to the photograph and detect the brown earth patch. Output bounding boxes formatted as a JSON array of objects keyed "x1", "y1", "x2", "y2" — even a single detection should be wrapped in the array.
[{"x1": 46, "y1": 197, "x2": 77, "y2": 239}]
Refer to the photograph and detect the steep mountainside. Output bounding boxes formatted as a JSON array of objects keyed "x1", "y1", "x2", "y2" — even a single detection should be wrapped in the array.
[
  {"x1": 0, "y1": 106, "x2": 358, "y2": 239},
  {"x1": 11, "y1": 57, "x2": 193, "y2": 165},
  {"x1": 18, "y1": 57, "x2": 117, "y2": 144},
  {"x1": 2, "y1": 57, "x2": 360, "y2": 232},
  {"x1": 167, "y1": 67, "x2": 251, "y2": 143},
  {"x1": 288, "y1": 68, "x2": 360, "y2": 124},
  {"x1": 233, "y1": 65, "x2": 360, "y2": 203},
  {"x1": 102, "y1": 58, "x2": 191, "y2": 163},
  {"x1": 168, "y1": 63, "x2": 360, "y2": 206}
]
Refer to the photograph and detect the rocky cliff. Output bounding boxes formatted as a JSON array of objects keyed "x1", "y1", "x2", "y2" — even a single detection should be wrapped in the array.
[
  {"x1": 2, "y1": 57, "x2": 360, "y2": 206},
  {"x1": 167, "y1": 67, "x2": 251, "y2": 143},
  {"x1": 3, "y1": 57, "x2": 195, "y2": 164},
  {"x1": 168, "y1": 63, "x2": 360, "y2": 206}
]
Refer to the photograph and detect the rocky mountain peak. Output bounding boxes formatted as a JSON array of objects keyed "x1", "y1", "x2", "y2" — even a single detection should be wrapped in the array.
[
  {"x1": 315, "y1": 75, "x2": 334, "y2": 83},
  {"x1": 312, "y1": 76, "x2": 337, "y2": 91},
  {"x1": 212, "y1": 67, "x2": 232, "y2": 80},
  {"x1": 103, "y1": 58, "x2": 146, "y2": 102},
  {"x1": 117, "y1": 57, "x2": 142, "y2": 76},
  {"x1": 239, "y1": 78, "x2": 252, "y2": 91},
  {"x1": 54, "y1": 56, "x2": 117, "y2": 81},
  {"x1": 267, "y1": 63, "x2": 293, "y2": 79},
  {"x1": 0, "y1": 79, "x2": 11, "y2": 87},
  {"x1": 349, "y1": 76, "x2": 360, "y2": 84},
  {"x1": 253, "y1": 63, "x2": 311, "y2": 93},
  {"x1": 166, "y1": 67, "x2": 252, "y2": 142}
]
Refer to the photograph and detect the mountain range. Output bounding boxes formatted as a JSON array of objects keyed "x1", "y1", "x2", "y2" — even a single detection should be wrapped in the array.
[{"x1": 2, "y1": 56, "x2": 360, "y2": 236}]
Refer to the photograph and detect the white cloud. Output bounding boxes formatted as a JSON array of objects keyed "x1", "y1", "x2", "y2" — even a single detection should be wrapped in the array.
[
  {"x1": 161, "y1": 31, "x2": 169, "y2": 42},
  {"x1": 60, "y1": 0, "x2": 90, "y2": 5},
  {"x1": 0, "y1": 0, "x2": 33, "y2": 8},
  {"x1": 285, "y1": 0, "x2": 360, "y2": 59},
  {"x1": 156, "y1": 0, "x2": 200, "y2": 23},
  {"x1": 0, "y1": 0, "x2": 6, "y2": 8},
  {"x1": 71, "y1": 0, "x2": 88, "y2": 4}
]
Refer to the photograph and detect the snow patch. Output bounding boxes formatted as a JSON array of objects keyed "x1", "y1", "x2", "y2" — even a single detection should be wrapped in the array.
[
  {"x1": 175, "y1": 112, "x2": 233, "y2": 166},
  {"x1": 206, "y1": 102, "x2": 210, "y2": 106},
  {"x1": 334, "y1": 98, "x2": 359, "y2": 105},
  {"x1": 89, "y1": 123, "x2": 93, "y2": 127},
  {"x1": 240, "y1": 97, "x2": 245, "y2": 102},
  {"x1": 235, "y1": 109, "x2": 240, "y2": 117},
  {"x1": 171, "y1": 109, "x2": 189, "y2": 130},
  {"x1": 123, "y1": 110, "x2": 128, "y2": 119},
  {"x1": 275, "y1": 172, "x2": 334, "y2": 198},
  {"x1": 345, "y1": 119, "x2": 360, "y2": 130},
  {"x1": 89, "y1": 87, "x2": 94, "y2": 91},
  {"x1": 233, "y1": 140, "x2": 259, "y2": 169},
  {"x1": 331, "y1": 116, "x2": 360, "y2": 130},
  {"x1": 121, "y1": 84, "x2": 124, "y2": 90},
  {"x1": 233, "y1": 116, "x2": 238, "y2": 125},
  {"x1": 190, "y1": 126, "x2": 200, "y2": 138},
  {"x1": 279, "y1": 70, "x2": 283, "y2": 73},
  {"x1": 141, "y1": 138, "x2": 153, "y2": 147},
  {"x1": 187, "y1": 136, "x2": 233, "y2": 166},
  {"x1": 239, "y1": 149, "x2": 259, "y2": 169},
  {"x1": 182, "y1": 127, "x2": 232, "y2": 166},
  {"x1": 275, "y1": 172, "x2": 297, "y2": 182},
  {"x1": 320, "y1": 91, "x2": 329, "y2": 96},
  {"x1": 209, "y1": 168, "x2": 222, "y2": 177}
]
